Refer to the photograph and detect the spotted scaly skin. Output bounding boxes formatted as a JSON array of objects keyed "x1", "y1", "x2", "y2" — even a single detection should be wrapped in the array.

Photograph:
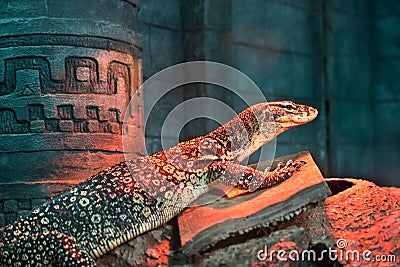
[{"x1": 0, "y1": 101, "x2": 317, "y2": 267}]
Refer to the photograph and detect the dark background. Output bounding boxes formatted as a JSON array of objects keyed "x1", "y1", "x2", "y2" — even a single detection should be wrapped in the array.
[{"x1": 139, "y1": 0, "x2": 400, "y2": 187}]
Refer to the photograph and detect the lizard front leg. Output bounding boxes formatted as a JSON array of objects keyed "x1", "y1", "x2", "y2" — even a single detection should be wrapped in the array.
[{"x1": 219, "y1": 159, "x2": 305, "y2": 197}]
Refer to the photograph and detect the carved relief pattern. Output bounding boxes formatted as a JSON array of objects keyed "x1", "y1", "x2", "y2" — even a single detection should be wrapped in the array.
[
  {"x1": 0, "y1": 57, "x2": 129, "y2": 96},
  {"x1": 0, "y1": 109, "x2": 29, "y2": 134},
  {"x1": 25, "y1": 104, "x2": 122, "y2": 134},
  {"x1": 0, "y1": 0, "x2": 141, "y2": 229},
  {"x1": 0, "y1": 57, "x2": 132, "y2": 135}
]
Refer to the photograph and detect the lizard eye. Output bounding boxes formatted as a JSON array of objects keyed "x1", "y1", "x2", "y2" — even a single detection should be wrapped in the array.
[{"x1": 283, "y1": 104, "x2": 294, "y2": 110}]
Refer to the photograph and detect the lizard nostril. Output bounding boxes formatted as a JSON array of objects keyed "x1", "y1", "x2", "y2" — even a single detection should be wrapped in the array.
[{"x1": 308, "y1": 106, "x2": 317, "y2": 116}]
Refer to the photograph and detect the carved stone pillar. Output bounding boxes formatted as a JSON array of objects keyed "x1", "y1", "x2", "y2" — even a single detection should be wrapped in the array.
[{"x1": 0, "y1": 0, "x2": 143, "y2": 226}]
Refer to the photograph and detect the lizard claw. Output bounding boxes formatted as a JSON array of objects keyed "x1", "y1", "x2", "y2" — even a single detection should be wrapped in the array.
[
  {"x1": 286, "y1": 159, "x2": 293, "y2": 167},
  {"x1": 276, "y1": 162, "x2": 285, "y2": 169},
  {"x1": 293, "y1": 160, "x2": 306, "y2": 169}
]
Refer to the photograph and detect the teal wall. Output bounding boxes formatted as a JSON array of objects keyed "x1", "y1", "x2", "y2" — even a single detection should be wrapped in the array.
[
  {"x1": 138, "y1": 0, "x2": 399, "y2": 187},
  {"x1": 372, "y1": 1, "x2": 400, "y2": 186}
]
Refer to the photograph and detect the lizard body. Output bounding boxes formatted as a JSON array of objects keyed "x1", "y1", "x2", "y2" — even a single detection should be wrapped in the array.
[{"x1": 0, "y1": 101, "x2": 317, "y2": 267}]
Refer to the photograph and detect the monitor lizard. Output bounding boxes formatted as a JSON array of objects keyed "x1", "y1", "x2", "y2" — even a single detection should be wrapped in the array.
[{"x1": 0, "y1": 101, "x2": 318, "y2": 267}]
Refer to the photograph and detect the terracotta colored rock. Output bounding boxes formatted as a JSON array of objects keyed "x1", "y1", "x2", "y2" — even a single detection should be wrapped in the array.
[
  {"x1": 324, "y1": 178, "x2": 400, "y2": 266},
  {"x1": 96, "y1": 225, "x2": 173, "y2": 267},
  {"x1": 257, "y1": 178, "x2": 400, "y2": 266},
  {"x1": 201, "y1": 226, "x2": 311, "y2": 267},
  {"x1": 178, "y1": 152, "x2": 331, "y2": 255},
  {"x1": 100, "y1": 178, "x2": 399, "y2": 266}
]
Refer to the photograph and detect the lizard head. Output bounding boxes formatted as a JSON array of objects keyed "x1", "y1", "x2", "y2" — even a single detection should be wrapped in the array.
[
  {"x1": 224, "y1": 101, "x2": 318, "y2": 162},
  {"x1": 266, "y1": 101, "x2": 318, "y2": 133},
  {"x1": 247, "y1": 101, "x2": 317, "y2": 152}
]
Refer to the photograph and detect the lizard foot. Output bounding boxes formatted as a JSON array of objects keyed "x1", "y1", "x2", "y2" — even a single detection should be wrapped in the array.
[
  {"x1": 258, "y1": 159, "x2": 306, "y2": 188},
  {"x1": 270, "y1": 159, "x2": 306, "y2": 178},
  {"x1": 224, "y1": 159, "x2": 306, "y2": 198}
]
